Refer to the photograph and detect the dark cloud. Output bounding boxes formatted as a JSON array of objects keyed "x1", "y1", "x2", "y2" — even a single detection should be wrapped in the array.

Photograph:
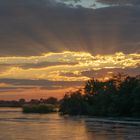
[
  {"x1": 0, "y1": 79, "x2": 84, "y2": 90},
  {"x1": 82, "y1": 67, "x2": 140, "y2": 79},
  {"x1": 0, "y1": 62, "x2": 77, "y2": 69},
  {"x1": 0, "y1": 86, "x2": 34, "y2": 92},
  {"x1": 59, "y1": 72, "x2": 81, "y2": 77},
  {"x1": 0, "y1": 0, "x2": 140, "y2": 56}
]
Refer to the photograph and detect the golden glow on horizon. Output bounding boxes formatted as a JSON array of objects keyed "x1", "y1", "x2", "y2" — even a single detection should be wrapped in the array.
[
  {"x1": 0, "y1": 51, "x2": 140, "y2": 81},
  {"x1": 0, "y1": 87, "x2": 78, "y2": 100}
]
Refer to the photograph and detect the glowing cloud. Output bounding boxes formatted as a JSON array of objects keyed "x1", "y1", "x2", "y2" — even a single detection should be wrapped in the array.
[{"x1": 0, "y1": 51, "x2": 140, "y2": 81}]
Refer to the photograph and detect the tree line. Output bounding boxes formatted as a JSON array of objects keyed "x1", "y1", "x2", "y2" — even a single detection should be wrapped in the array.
[
  {"x1": 59, "y1": 73, "x2": 140, "y2": 117},
  {"x1": 0, "y1": 97, "x2": 58, "y2": 107}
]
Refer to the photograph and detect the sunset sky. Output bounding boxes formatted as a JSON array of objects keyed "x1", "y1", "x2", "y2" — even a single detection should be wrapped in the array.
[{"x1": 0, "y1": 0, "x2": 140, "y2": 100}]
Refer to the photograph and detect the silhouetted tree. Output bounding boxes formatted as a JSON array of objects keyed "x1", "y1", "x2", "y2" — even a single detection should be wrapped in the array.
[
  {"x1": 60, "y1": 73, "x2": 140, "y2": 117},
  {"x1": 45, "y1": 97, "x2": 58, "y2": 105},
  {"x1": 60, "y1": 90, "x2": 90, "y2": 115},
  {"x1": 132, "y1": 85, "x2": 140, "y2": 117},
  {"x1": 19, "y1": 99, "x2": 26, "y2": 105}
]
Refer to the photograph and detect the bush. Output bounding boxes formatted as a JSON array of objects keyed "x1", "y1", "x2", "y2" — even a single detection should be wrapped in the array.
[{"x1": 22, "y1": 104, "x2": 56, "y2": 114}]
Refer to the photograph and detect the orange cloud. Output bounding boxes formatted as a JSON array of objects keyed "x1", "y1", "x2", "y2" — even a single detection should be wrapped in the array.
[{"x1": 0, "y1": 51, "x2": 140, "y2": 81}]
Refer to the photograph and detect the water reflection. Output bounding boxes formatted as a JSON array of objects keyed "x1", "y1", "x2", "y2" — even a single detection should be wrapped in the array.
[
  {"x1": 0, "y1": 108, "x2": 139, "y2": 140},
  {"x1": 84, "y1": 120, "x2": 140, "y2": 140}
]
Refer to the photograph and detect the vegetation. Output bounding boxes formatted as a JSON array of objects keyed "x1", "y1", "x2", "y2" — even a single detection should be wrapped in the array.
[
  {"x1": 0, "y1": 99, "x2": 26, "y2": 107},
  {"x1": 0, "y1": 97, "x2": 58, "y2": 108},
  {"x1": 59, "y1": 74, "x2": 140, "y2": 117},
  {"x1": 23, "y1": 104, "x2": 57, "y2": 114}
]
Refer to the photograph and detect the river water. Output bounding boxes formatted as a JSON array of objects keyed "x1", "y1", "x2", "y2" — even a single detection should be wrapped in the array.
[{"x1": 0, "y1": 108, "x2": 140, "y2": 140}]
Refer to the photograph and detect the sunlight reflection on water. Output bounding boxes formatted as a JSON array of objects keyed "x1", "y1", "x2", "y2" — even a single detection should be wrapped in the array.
[{"x1": 0, "y1": 108, "x2": 139, "y2": 140}]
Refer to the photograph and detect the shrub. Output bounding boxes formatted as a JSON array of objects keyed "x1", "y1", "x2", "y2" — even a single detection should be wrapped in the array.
[{"x1": 22, "y1": 104, "x2": 56, "y2": 114}]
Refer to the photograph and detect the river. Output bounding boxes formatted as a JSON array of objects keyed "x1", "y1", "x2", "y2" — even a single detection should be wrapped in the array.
[{"x1": 0, "y1": 108, "x2": 140, "y2": 140}]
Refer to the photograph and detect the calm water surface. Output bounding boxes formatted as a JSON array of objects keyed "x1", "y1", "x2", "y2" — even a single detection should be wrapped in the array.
[{"x1": 0, "y1": 108, "x2": 140, "y2": 140}]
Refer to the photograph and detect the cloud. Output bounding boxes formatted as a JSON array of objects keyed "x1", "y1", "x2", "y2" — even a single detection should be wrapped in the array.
[
  {"x1": 0, "y1": 51, "x2": 140, "y2": 81},
  {"x1": 55, "y1": 0, "x2": 112, "y2": 9},
  {"x1": 0, "y1": 51, "x2": 140, "y2": 66},
  {"x1": 81, "y1": 67, "x2": 140, "y2": 79},
  {"x1": 0, "y1": 86, "x2": 34, "y2": 92},
  {"x1": 0, "y1": 0, "x2": 140, "y2": 99},
  {"x1": 0, "y1": 79, "x2": 84, "y2": 92},
  {"x1": 0, "y1": 0, "x2": 140, "y2": 57},
  {"x1": 0, "y1": 79, "x2": 83, "y2": 86},
  {"x1": 0, "y1": 51, "x2": 92, "y2": 65},
  {"x1": 97, "y1": 0, "x2": 140, "y2": 5}
]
